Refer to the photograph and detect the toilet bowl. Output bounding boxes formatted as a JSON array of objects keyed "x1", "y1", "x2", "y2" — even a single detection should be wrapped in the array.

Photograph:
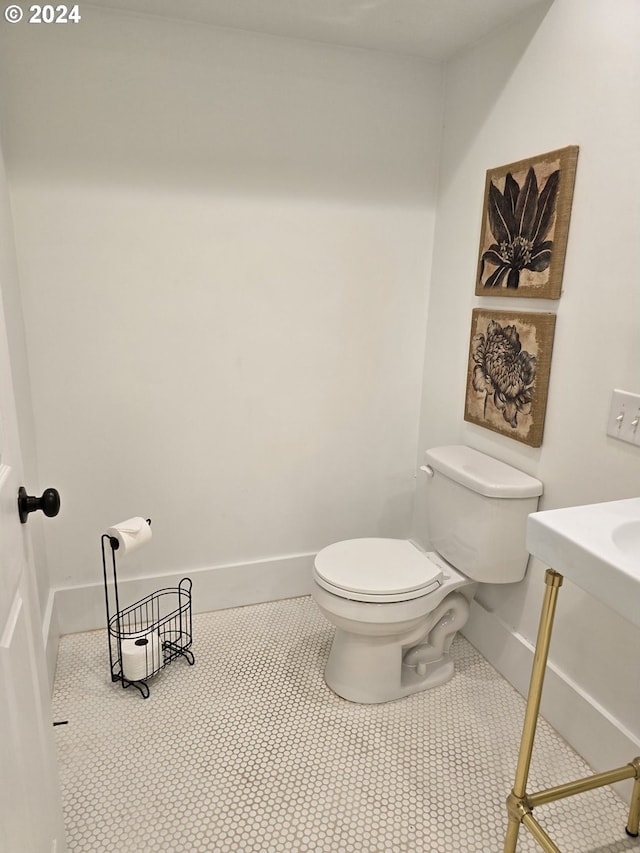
[
  {"x1": 312, "y1": 445, "x2": 543, "y2": 704},
  {"x1": 313, "y1": 538, "x2": 475, "y2": 703}
]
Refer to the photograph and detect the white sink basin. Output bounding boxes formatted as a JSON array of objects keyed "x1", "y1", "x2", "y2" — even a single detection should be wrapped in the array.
[
  {"x1": 526, "y1": 497, "x2": 640, "y2": 628},
  {"x1": 612, "y1": 519, "x2": 640, "y2": 558}
]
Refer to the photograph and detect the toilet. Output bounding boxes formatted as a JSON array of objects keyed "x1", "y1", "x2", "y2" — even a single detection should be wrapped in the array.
[{"x1": 312, "y1": 445, "x2": 543, "y2": 703}]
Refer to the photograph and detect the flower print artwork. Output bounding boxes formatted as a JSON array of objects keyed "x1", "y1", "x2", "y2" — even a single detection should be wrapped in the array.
[
  {"x1": 480, "y1": 168, "x2": 558, "y2": 290},
  {"x1": 471, "y1": 320, "x2": 536, "y2": 428},
  {"x1": 475, "y1": 147, "x2": 578, "y2": 299},
  {"x1": 464, "y1": 309, "x2": 556, "y2": 447}
]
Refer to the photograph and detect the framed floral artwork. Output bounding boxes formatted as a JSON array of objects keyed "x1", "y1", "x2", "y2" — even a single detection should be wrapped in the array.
[
  {"x1": 475, "y1": 146, "x2": 578, "y2": 298},
  {"x1": 464, "y1": 308, "x2": 556, "y2": 447}
]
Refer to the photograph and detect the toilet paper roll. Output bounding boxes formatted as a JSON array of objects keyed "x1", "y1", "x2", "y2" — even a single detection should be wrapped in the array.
[
  {"x1": 106, "y1": 517, "x2": 152, "y2": 555},
  {"x1": 121, "y1": 631, "x2": 162, "y2": 682}
]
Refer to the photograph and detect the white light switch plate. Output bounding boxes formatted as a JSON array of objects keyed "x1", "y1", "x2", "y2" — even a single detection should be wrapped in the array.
[{"x1": 606, "y1": 389, "x2": 640, "y2": 445}]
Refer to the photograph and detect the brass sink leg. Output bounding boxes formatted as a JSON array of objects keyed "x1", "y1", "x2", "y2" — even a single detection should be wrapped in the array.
[
  {"x1": 626, "y1": 758, "x2": 640, "y2": 837},
  {"x1": 503, "y1": 569, "x2": 563, "y2": 853},
  {"x1": 505, "y1": 792, "x2": 563, "y2": 853},
  {"x1": 504, "y1": 792, "x2": 530, "y2": 853},
  {"x1": 504, "y1": 568, "x2": 639, "y2": 851},
  {"x1": 503, "y1": 811, "x2": 522, "y2": 853}
]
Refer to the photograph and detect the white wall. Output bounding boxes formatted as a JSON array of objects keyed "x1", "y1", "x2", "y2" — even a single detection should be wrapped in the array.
[
  {"x1": 0, "y1": 9, "x2": 442, "y2": 615},
  {"x1": 414, "y1": 0, "x2": 640, "y2": 786}
]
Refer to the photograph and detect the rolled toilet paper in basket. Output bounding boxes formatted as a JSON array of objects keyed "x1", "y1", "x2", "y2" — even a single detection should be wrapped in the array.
[
  {"x1": 121, "y1": 630, "x2": 162, "y2": 682},
  {"x1": 106, "y1": 517, "x2": 152, "y2": 555}
]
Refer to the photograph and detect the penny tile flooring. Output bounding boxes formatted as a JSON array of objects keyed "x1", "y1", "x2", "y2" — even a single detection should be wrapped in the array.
[{"x1": 52, "y1": 596, "x2": 636, "y2": 852}]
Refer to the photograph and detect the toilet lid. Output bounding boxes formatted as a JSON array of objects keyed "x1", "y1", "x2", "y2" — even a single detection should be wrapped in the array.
[{"x1": 314, "y1": 538, "x2": 443, "y2": 602}]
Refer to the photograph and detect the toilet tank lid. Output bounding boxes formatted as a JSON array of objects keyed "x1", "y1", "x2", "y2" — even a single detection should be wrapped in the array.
[{"x1": 425, "y1": 446, "x2": 543, "y2": 498}]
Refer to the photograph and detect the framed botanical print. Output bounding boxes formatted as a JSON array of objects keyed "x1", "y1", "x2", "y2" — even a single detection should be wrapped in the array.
[
  {"x1": 475, "y1": 146, "x2": 578, "y2": 299},
  {"x1": 464, "y1": 308, "x2": 556, "y2": 447}
]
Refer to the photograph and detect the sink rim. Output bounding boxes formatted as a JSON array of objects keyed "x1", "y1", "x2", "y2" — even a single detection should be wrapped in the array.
[{"x1": 526, "y1": 497, "x2": 640, "y2": 628}]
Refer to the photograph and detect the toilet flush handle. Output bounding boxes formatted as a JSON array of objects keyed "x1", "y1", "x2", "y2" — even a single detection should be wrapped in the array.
[{"x1": 419, "y1": 465, "x2": 434, "y2": 478}]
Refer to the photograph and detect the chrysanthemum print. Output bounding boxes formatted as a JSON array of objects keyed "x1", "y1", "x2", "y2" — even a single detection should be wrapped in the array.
[
  {"x1": 465, "y1": 309, "x2": 556, "y2": 447},
  {"x1": 475, "y1": 146, "x2": 578, "y2": 299}
]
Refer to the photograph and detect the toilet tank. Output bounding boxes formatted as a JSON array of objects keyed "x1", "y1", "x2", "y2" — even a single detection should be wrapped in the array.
[{"x1": 424, "y1": 446, "x2": 543, "y2": 584}]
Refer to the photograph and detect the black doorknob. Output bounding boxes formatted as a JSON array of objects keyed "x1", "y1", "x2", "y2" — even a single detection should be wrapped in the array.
[{"x1": 18, "y1": 487, "x2": 61, "y2": 524}]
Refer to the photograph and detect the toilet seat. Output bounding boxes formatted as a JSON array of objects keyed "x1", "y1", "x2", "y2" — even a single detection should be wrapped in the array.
[{"x1": 314, "y1": 538, "x2": 443, "y2": 603}]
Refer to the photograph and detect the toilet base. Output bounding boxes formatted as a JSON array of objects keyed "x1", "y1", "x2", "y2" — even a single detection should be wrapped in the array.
[{"x1": 324, "y1": 627, "x2": 456, "y2": 704}]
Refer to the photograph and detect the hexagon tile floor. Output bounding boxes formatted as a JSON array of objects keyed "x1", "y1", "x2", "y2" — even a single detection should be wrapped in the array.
[{"x1": 52, "y1": 596, "x2": 637, "y2": 853}]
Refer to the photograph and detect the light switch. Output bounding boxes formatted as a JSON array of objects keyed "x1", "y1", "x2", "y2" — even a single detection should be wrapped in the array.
[{"x1": 606, "y1": 389, "x2": 640, "y2": 446}]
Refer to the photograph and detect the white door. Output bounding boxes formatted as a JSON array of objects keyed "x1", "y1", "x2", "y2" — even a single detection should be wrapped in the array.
[{"x1": 0, "y1": 291, "x2": 66, "y2": 846}]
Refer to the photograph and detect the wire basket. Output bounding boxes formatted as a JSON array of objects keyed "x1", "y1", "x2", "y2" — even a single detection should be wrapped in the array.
[{"x1": 101, "y1": 527, "x2": 195, "y2": 699}]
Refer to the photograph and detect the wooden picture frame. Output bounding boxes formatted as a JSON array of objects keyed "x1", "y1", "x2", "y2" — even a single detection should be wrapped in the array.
[
  {"x1": 475, "y1": 146, "x2": 578, "y2": 299},
  {"x1": 464, "y1": 308, "x2": 556, "y2": 447}
]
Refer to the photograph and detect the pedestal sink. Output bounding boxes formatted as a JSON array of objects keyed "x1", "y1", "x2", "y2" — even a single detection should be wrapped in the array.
[{"x1": 526, "y1": 496, "x2": 640, "y2": 628}]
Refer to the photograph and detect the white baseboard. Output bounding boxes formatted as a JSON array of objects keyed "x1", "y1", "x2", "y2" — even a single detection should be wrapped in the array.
[
  {"x1": 46, "y1": 552, "x2": 315, "y2": 680},
  {"x1": 463, "y1": 598, "x2": 640, "y2": 803}
]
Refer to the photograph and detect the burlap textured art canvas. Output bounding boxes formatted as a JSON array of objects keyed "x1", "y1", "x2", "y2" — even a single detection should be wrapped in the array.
[
  {"x1": 465, "y1": 309, "x2": 556, "y2": 447},
  {"x1": 475, "y1": 146, "x2": 578, "y2": 299}
]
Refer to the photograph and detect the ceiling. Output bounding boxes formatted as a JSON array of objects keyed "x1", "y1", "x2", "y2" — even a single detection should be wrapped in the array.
[{"x1": 85, "y1": 0, "x2": 551, "y2": 61}]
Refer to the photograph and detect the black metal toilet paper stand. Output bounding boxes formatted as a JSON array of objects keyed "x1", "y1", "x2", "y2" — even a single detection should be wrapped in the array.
[{"x1": 101, "y1": 520, "x2": 195, "y2": 699}]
